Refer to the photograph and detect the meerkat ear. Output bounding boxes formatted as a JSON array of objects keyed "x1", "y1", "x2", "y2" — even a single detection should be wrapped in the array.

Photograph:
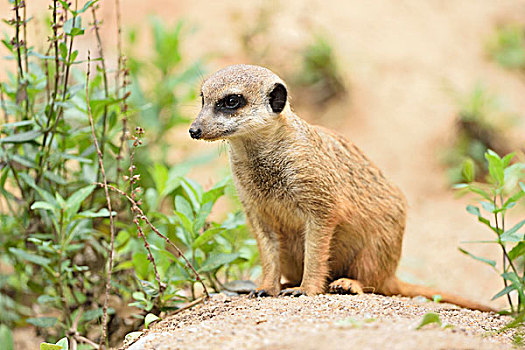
[{"x1": 269, "y1": 83, "x2": 287, "y2": 113}]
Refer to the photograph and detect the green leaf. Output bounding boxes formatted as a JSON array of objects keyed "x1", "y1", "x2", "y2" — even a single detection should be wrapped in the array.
[
  {"x1": 509, "y1": 242, "x2": 525, "y2": 260},
  {"x1": 480, "y1": 201, "x2": 496, "y2": 213},
  {"x1": 416, "y1": 312, "x2": 442, "y2": 330},
  {"x1": 175, "y1": 195, "x2": 194, "y2": 220},
  {"x1": 9, "y1": 248, "x2": 51, "y2": 266},
  {"x1": 193, "y1": 201, "x2": 213, "y2": 232},
  {"x1": 466, "y1": 205, "x2": 480, "y2": 216},
  {"x1": 55, "y1": 338, "x2": 68, "y2": 350},
  {"x1": 504, "y1": 191, "x2": 524, "y2": 208},
  {"x1": 202, "y1": 177, "x2": 229, "y2": 204},
  {"x1": 27, "y1": 316, "x2": 57, "y2": 328},
  {"x1": 75, "y1": 208, "x2": 117, "y2": 218},
  {"x1": 0, "y1": 130, "x2": 41, "y2": 143},
  {"x1": 199, "y1": 252, "x2": 241, "y2": 273},
  {"x1": 458, "y1": 248, "x2": 496, "y2": 268},
  {"x1": 19, "y1": 173, "x2": 57, "y2": 206},
  {"x1": 40, "y1": 344, "x2": 63, "y2": 350},
  {"x1": 59, "y1": 42, "x2": 68, "y2": 60},
  {"x1": 69, "y1": 27, "x2": 85, "y2": 36},
  {"x1": 1, "y1": 120, "x2": 34, "y2": 129},
  {"x1": 81, "y1": 307, "x2": 114, "y2": 322},
  {"x1": 501, "y1": 272, "x2": 525, "y2": 302},
  {"x1": 144, "y1": 313, "x2": 160, "y2": 329},
  {"x1": 500, "y1": 220, "x2": 525, "y2": 242},
  {"x1": 174, "y1": 211, "x2": 194, "y2": 237},
  {"x1": 502, "y1": 152, "x2": 515, "y2": 167},
  {"x1": 192, "y1": 227, "x2": 223, "y2": 249},
  {"x1": 181, "y1": 178, "x2": 203, "y2": 211},
  {"x1": 44, "y1": 171, "x2": 67, "y2": 185},
  {"x1": 520, "y1": 182, "x2": 525, "y2": 193},
  {"x1": 63, "y1": 17, "x2": 83, "y2": 36},
  {"x1": 485, "y1": 150, "x2": 504, "y2": 185},
  {"x1": 461, "y1": 159, "x2": 475, "y2": 182},
  {"x1": 132, "y1": 292, "x2": 146, "y2": 301},
  {"x1": 468, "y1": 185, "x2": 492, "y2": 201},
  {"x1": 31, "y1": 201, "x2": 58, "y2": 212},
  {"x1": 65, "y1": 185, "x2": 96, "y2": 219},
  {"x1": 76, "y1": 0, "x2": 99, "y2": 14},
  {"x1": 0, "y1": 325, "x2": 13, "y2": 350},
  {"x1": 492, "y1": 285, "x2": 515, "y2": 301}
]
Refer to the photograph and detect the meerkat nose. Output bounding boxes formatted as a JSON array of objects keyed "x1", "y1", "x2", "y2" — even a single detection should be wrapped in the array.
[{"x1": 189, "y1": 127, "x2": 202, "y2": 139}]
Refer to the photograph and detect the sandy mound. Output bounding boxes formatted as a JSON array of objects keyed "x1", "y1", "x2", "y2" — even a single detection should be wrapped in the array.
[{"x1": 123, "y1": 293, "x2": 514, "y2": 350}]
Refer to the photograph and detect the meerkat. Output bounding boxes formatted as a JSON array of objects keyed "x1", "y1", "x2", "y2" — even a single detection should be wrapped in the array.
[{"x1": 189, "y1": 64, "x2": 493, "y2": 312}]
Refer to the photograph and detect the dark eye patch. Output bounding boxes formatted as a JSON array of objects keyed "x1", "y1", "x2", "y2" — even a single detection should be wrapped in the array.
[
  {"x1": 214, "y1": 94, "x2": 246, "y2": 114},
  {"x1": 200, "y1": 92, "x2": 204, "y2": 107}
]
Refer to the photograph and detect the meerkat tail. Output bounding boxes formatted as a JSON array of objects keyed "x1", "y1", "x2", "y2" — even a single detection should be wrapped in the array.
[{"x1": 385, "y1": 278, "x2": 496, "y2": 313}]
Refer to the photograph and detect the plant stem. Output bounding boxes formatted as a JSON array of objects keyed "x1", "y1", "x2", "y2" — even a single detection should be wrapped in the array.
[
  {"x1": 496, "y1": 194, "x2": 515, "y2": 312},
  {"x1": 91, "y1": 5, "x2": 109, "y2": 157},
  {"x1": 86, "y1": 53, "x2": 117, "y2": 348},
  {"x1": 13, "y1": 0, "x2": 24, "y2": 80}
]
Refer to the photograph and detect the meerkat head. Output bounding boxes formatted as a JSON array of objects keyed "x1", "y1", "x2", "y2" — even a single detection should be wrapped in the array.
[{"x1": 189, "y1": 64, "x2": 288, "y2": 141}]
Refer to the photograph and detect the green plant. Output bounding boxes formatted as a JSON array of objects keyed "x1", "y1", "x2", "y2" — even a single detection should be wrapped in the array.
[
  {"x1": 487, "y1": 25, "x2": 525, "y2": 71},
  {"x1": 40, "y1": 337, "x2": 69, "y2": 350},
  {"x1": 0, "y1": 1, "x2": 255, "y2": 347},
  {"x1": 295, "y1": 34, "x2": 346, "y2": 106},
  {"x1": 443, "y1": 85, "x2": 517, "y2": 183},
  {"x1": 415, "y1": 312, "x2": 453, "y2": 330},
  {"x1": 455, "y1": 150, "x2": 525, "y2": 315}
]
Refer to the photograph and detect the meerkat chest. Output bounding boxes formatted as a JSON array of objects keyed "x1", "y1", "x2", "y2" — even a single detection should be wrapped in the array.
[
  {"x1": 230, "y1": 151, "x2": 306, "y2": 230},
  {"x1": 231, "y1": 150, "x2": 296, "y2": 202}
]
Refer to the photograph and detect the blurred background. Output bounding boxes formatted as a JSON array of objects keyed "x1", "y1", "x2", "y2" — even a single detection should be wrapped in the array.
[{"x1": 1, "y1": 0, "x2": 525, "y2": 348}]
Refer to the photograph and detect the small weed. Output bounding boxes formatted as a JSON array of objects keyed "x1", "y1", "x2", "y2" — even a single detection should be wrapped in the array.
[
  {"x1": 295, "y1": 34, "x2": 346, "y2": 106},
  {"x1": 416, "y1": 312, "x2": 453, "y2": 330},
  {"x1": 487, "y1": 25, "x2": 525, "y2": 71},
  {"x1": 443, "y1": 85, "x2": 517, "y2": 183},
  {"x1": 455, "y1": 150, "x2": 525, "y2": 315},
  {"x1": 336, "y1": 316, "x2": 376, "y2": 328}
]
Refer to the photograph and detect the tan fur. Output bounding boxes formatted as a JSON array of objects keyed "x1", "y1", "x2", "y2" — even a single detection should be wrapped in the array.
[{"x1": 190, "y1": 64, "x2": 494, "y2": 312}]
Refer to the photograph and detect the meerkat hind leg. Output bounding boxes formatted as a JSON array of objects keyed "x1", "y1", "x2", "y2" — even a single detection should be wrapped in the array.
[{"x1": 329, "y1": 278, "x2": 364, "y2": 295}]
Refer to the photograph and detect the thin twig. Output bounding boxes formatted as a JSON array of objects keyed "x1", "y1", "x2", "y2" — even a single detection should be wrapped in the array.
[
  {"x1": 134, "y1": 216, "x2": 165, "y2": 292},
  {"x1": 114, "y1": 0, "x2": 127, "y2": 187},
  {"x1": 91, "y1": 5, "x2": 109, "y2": 157},
  {"x1": 116, "y1": 60, "x2": 129, "y2": 187},
  {"x1": 114, "y1": 0, "x2": 122, "y2": 98},
  {"x1": 86, "y1": 53, "x2": 117, "y2": 348},
  {"x1": 74, "y1": 335, "x2": 100, "y2": 349},
  {"x1": 97, "y1": 183, "x2": 210, "y2": 299},
  {"x1": 13, "y1": 0, "x2": 24, "y2": 80},
  {"x1": 171, "y1": 296, "x2": 205, "y2": 316},
  {"x1": 22, "y1": 0, "x2": 27, "y2": 73}
]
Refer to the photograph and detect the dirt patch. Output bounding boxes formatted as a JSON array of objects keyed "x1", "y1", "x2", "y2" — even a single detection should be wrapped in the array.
[{"x1": 123, "y1": 293, "x2": 514, "y2": 350}]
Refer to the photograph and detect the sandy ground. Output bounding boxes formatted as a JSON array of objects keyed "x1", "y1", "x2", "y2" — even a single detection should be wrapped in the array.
[
  {"x1": 4, "y1": 0, "x2": 525, "y2": 348},
  {"x1": 122, "y1": 293, "x2": 515, "y2": 350}
]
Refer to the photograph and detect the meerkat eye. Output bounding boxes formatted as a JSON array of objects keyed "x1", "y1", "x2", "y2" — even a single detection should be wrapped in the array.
[
  {"x1": 225, "y1": 95, "x2": 242, "y2": 109},
  {"x1": 215, "y1": 94, "x2": 246, "y2": 113},
  {"x1": 200, "y1": 92, "x2": 204, "y2": 107}
]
